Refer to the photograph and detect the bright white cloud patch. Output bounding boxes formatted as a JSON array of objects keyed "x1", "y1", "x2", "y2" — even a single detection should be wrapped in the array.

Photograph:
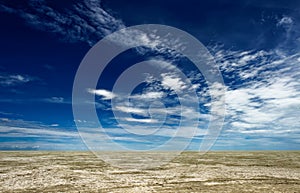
[
  {"x1": 87, "y1": 88, "x2": 116, "y2": 100},
  {"x1": 124, "y1": 117, "x2": 158, "y2": 123},
  {"x1": 131, "y1": 91, "x2": 164, "y2": 99},
  {"x1": 115, "y1": 106, "x2": 146, "y2": 115},
  {"x1": 161, "y1": 73, "x2": 187, "y2": 92}
]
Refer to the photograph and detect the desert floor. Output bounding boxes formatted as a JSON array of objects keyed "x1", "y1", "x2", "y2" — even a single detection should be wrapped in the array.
[{"x1": 0, "y1": 151, "x2": 299, "y2": 192}]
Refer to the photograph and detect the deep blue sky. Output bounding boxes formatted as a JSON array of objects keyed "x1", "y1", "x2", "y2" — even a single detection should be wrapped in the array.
[{"x1": 0, "y1": 0, "x2": 299, "y2": 150}]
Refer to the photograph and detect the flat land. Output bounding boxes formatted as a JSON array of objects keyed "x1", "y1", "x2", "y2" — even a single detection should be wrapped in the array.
[{"x1": 0, "y1": 151, "x2": 299, "y2": 192}]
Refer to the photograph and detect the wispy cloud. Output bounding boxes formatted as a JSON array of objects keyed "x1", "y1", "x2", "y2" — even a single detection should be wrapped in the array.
[
  {"x1": 131, "y1": 91, "x2": 164, "y2": 100},
  {"x1": 161, "y1": 72, "x2": 188, "y2": 93},
  {"x1": 277, "y1": 16, "x2": 293, "y2": 27},
  {"x1": 0, "y1": 118, "x2": 76, "y2": 137},
  {"x1": 0, "y1": 125, "x2": 77, "y2": 138},
  {"x1": 0, "y1": 0, "x2": 189, "y2": 60},
  {"x1": 87, "y1": 88, "x2": 116, "y2": 100},
  {"x1": 123, "y1": 117, "x2": 158, "y2": 123},
  {"x1": 42, "y1": 96, "x2": 66, "y2": 104},
  {"x1": 0, "y1": 111, "x2": 21, "y2": 117},
  {"x1": 209, "y1": 45, "x2": 300, "y2": 142},
  {"x1": 0, "y1": 74, "x2": 33, "y2": 86},
  {"x1": 0, "y1": 118, "x2": 83, "y2": 150},
  {"x1": 0, "y1": 96, "x2": 70, "y2": 104},
  {"x1": 0, "y1": 0, "x2": 125, "y2": 46},
  {"x1": 115, "y1": 106, "x2": 146, "y2": 115},
  {"x1": 275, "y1": 15, "x2": 299, "y2": 50}
]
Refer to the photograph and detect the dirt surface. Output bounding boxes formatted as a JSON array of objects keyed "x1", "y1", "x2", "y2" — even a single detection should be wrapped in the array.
[{"x1": 0, "y1": 151, "x2": 299, "y2": 192}]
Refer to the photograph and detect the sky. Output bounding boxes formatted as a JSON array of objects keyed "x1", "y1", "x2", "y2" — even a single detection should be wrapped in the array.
[{"x1": 0, "y1": 0, "x2": 300, "y2": 151}]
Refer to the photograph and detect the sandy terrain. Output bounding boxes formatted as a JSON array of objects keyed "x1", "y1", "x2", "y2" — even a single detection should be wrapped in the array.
[{"x1": 0, "y1": 151, "x2": 299, "y2": 192}]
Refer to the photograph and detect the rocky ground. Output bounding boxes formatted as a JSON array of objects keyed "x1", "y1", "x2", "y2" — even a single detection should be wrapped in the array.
[{"x1": 0, "y1": 151, "x2": 299, "y2": 192}]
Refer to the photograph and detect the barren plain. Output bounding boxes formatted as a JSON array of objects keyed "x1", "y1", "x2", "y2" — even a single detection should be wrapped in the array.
[{"x1": 0, "y1": 151, "x2": 299, "y2": 192}]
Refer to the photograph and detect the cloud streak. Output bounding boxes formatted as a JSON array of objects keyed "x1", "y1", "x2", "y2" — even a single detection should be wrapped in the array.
[
  {"x1": 87, "y1": 88, "x2": 116, "y2": 100},
  {"x1": 0, "y1": 0, "x2": 125, "y2": 46},
  {"x1": 0, "y1": 118, "x2": 85, "y2": 150},
  {"x1": 0, "y1": 74, "x2": 33, "y2": 86}
]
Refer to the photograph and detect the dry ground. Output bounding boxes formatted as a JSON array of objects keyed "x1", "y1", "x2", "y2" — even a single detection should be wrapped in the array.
[{"x1": 0, "y1": 151, "x2": 299, "y2": 192}]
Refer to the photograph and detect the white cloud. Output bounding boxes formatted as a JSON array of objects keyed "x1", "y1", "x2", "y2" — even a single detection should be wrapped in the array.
[
  {"x1": 0, "y1": 0, "x2": 125, "y2": 46},
  {"x1": 161, "y1": 73, "x2": 187, "y2": 92},
  {"x1": 0, "y1": 126, "x2": 78, "y2": 137},
  {"x1": 123, "y1": 117, "x2": 158, "y2": 123},
  {"x1": 115, "y1": 106, "x2": 146, "y2": 115},
  {"x1": 131, "y1": 91, "x2": 164, "y2": 99},
  {"x1": 0, "y1": 0, "x2": 187, "y2": 60},
  {"x1": 87, "y1": 88, "x2": 116, "y2": 100},
  {"x1": 107, "y1": 27, "x2": 185, "y2": 59},
  {"x1": 210, "y1": 46, "x2": 300, "y2": 139},
  {"x1": 225, "y1": 76, "x2": 299, "y2": 124},
  {"x1": 0, "y1": 118, "x2": 10, "y2": 122},
  {"x1": 0, "y1": 74, "x2": 33, "y2": 86},
  {"x1": 277, "y1": 16, "x2": 293, "y2": 26},
  {"x1": 0, "y1": 118, "x2": 78, "y2": 138},
  {"x1": 43, "y1": 97, "x2": 65, "y2": 103},
  {"x1": 230, "y1": 122, "x2": 262, "y2": 129},
  {"x1": 148, "y1": 60, "x2": 177, "y2": 71},
  {"x1": 238, "y1": 50, "x2": 267, "y2": 67}
]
